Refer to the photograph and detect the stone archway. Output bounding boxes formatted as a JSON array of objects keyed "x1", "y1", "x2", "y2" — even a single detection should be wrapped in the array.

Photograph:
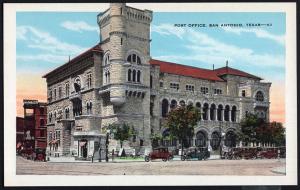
[
  {"x1": 225, "y1": 131, "x2": 237, "y2": 147},
  {"x1": 195, "y1": 131, "x2": 207, "y2": 147},
  {"x1": 210, "y1": 131, "x2": 221, "y2": 151}
]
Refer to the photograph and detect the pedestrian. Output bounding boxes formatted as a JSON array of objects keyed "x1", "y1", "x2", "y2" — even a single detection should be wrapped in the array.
[{"x1": 112, "y1": 149, "x2": 114, "y2": 162}]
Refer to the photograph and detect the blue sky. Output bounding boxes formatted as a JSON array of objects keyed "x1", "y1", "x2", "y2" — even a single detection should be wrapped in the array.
[{"x1": 16, "y1": 11, "x2": 285, "y2": 82}]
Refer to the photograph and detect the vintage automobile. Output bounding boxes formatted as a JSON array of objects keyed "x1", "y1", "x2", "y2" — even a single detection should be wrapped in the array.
[
  {"x1": 181, "y1": 147, "x2": 210, "y2": 161},
  {"x1": 257, "y1": 148, "x2": 278, "y2": 159},
  {"x1": 144, "y1": 147, "x2": 173, "y2": 162}
]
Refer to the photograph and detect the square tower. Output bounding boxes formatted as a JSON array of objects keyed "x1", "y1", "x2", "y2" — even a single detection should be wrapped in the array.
[{"x1": 97, "y1": 3, "x2": 153, "y2": 147}]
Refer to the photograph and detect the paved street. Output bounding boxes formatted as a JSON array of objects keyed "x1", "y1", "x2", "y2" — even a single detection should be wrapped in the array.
[{"x1": 16, "y1": 156, "x2": 285, "y2": 175}]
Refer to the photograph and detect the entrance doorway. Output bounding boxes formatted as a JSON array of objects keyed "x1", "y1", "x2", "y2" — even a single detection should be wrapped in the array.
[{"x1": 79, "y1": 140, "x2": 88, "y2": 158}]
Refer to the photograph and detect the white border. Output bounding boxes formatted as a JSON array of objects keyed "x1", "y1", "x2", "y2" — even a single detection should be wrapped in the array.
[{"x1": 4, "y1": 2, "x2": 297, "y2": 186}]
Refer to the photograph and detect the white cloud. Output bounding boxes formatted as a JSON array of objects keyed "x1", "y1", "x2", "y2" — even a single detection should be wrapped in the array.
[
  {"x1": 61, "y1": 21, "x2": 99, "y2": 33},
  {"x1": 17, "y1": 54, "x2": 69, "y2": 64},
  {"x1": 16, "y1": 25, "x2": 89, "y2": 63},
  {"x1": 151, "y1": 24, "x2": 185, "y2": 39},
  {"x1": 151, "y1": 23, "x2": 285, "y2": 69},
  {"x1": 222, "y1": 27, "x2": 285, "y2": 46}
]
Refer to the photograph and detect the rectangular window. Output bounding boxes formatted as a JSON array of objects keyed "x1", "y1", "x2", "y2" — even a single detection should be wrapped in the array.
[
  {"x1": 201, "y1": 87, "x2": 209, "y2": 94},
  {"x1": 242, "y1": 90, "x2": 246, "y2": 97},
  {"x1": 54, "y1": 89, "x2": 57, "y2": 100},
  {"x1": 65, "y1": 83, "x2": 70, "y2": 97},
  {"x1": 160, "y1": 81, "x2": 163, "y2": 88},
  {"x1": 56, "y1": 130, "x2": 61, "y2": 146},
  {"x1": 170, "y1": 82, "x2": 179, "y2": 90},
  {"x1": 48, "y1": 90, "x2": 52, "y2": 102},
  {"x1": 214, "y1": 88, "x2": 222, "y2": 95},
  {"x1": 186, "y1": 85, "x2": 194, "y2": 92},
  {"x1": 87, "y1": 73, "x2": 92, "y2": 89},
  {"x1": 49, "y1": 131, "x2": 52, "y2": 141},
  {"x1": 58, "y1": 86, "x2": 62, "y2": 99}
]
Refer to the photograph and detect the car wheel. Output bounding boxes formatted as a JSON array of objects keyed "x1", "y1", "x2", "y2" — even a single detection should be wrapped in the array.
[
  {"x1": 145, "y1": 156, "x2": 150, "y2": 162},
  {"x1": 162, "y1": 158, "x2": 167, "y2": 162},
  {"x1": 181, "y1": 155, "x2": 186, "y2": 161}
]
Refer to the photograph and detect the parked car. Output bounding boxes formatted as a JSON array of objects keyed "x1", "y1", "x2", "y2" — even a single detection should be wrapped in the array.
[
  {"x1": 181, "y1": 147, "x2": 210, "y2": 161},
  {"x1": 145, "y1": 147, "x2": 173, "y2": 162}
]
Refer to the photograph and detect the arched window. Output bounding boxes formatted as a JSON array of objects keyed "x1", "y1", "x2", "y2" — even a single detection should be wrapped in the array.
[
  {"x1": 132, "y1": 70, "x2": 136, "y2": 82},
  {"x1": 162, "y1": 99, "x2": 169, "y2": 117},
  {"x1": 217, "y1": 105, "x2": 223, "y2": 121},
  {"x1": 87, "y1": 102, "x2": 93, "y2": 115},
  {"x1": 196, "y1": 131, "x2": 207, "y2": 147},
  {"x1": 170, "y1": 99, "x2": 177, "y2": 109},
  {"x1": 128, "y1": 69, "x2": 132, "y2": 81},
  {"x1": 179, "y1": 100, "x2": 185, "y2": 107},
  {"x1": 137, "y1": 70, "x2": 141, "y2": 82},
  {"x1": 127, "y1": 53, "x2": 141, "y2": 65},
  {"x1": 65, "y1": 108, "x2": 69, "y2": 119},
  {"x1": 225, "y1": 131, "x2": 236, "y2": 147},
  {"x1": 224, "y1": 105, "x2": 230, "y2": 121},
  {"x1": 202, "y1": 103, "x2": 209, "y2": 120},
  {"x1": 103, "y1": 52, "x2": 110, "y2": 66},
  {"x1": 255, "y1": 91, "x2": 264, "y2": 101},
  {"x1": 231, "y1": 106, "x2": 237, "y2": 122},
  {"x1": 210, "y1": 104, "x2": 216, "y2": 121},
  {"x1": 74, "y1": 77, "x2": 81, "y2": 92},
  {"x1": 210, "y1": 132, "x2": 220, "y2": 151}
]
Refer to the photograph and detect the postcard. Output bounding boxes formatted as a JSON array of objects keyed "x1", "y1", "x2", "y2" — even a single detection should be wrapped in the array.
[{"x1": 4, "y1": 2, "x2": 297, "y2": 186}]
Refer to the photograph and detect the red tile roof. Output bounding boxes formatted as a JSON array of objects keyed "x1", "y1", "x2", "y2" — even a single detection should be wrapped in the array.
[
  {"x1": 150, "y1": 59, "x2": 224, "y2": 82},
  {"x1": 150, "y1": 59, "x2": 262, "y2": 81},
  {"x1": 214, "y1": 67, "x2": 262, "y2": 80},
  {"x1": 43, "y1": 44, "x2": 102, "y2": 78}
]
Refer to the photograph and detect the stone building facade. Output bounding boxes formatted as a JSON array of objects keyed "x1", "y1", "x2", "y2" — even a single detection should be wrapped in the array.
[{"x1": 43, "y1": 3, "x2": 271, "y2": 159}]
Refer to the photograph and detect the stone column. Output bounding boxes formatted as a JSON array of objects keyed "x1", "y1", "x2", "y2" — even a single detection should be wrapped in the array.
[
  {"x1": 207, "y1": 107, "x2": 210, "y2": 121},
  {"x1": 214, "y1": 108, "x2": 217, "y2": 121}
]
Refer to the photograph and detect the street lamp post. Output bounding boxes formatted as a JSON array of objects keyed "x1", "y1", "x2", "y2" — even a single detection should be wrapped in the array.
[{"x1": 105, "y1": 130, "x2": 110, "y2": 162}]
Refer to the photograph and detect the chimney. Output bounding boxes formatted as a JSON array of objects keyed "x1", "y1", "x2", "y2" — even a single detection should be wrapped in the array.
[
  {"x1": 213, "y1": 64, "x2": 214, "y2": 70},
  {"x1": 226, "y1": 60, "x2": 228, "y2": 67},
  {"x1": 69, "y1": 55, "x2": 70, "y2": 62}
]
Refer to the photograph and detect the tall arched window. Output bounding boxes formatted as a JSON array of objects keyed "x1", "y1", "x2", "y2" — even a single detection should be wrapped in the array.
[
  {"x1": 224, "y1": 105, "x2": 230, "y2": 121},
  {"x1": 127, "y1": 53, "x2": 141, "y2": 65},
  {"x1": 217, "y1": 105, "x2": 223, "y2": 121},
  {"x1": 196, "y1": 131, "x2": 207, "y2": 147},
  {"x1": 137, "y1": 70, "x2": 141, "y2": 82},
  {"x1": 210, "y1": 104, "x2": 216, "y2": 120},
  {"x1": 162, "y1": 99, "x2": 169, "y2": 117},
  {"x1": 231, "y1": 106, "x2": 237, "y2": 122},
  {"x1": 225, "y1": 131, "x2": 236, "y2": 147},
  {"x1": 211, "y1": 132, "x2": 220, "y2": 151},
  {"x1": 255, "y1": 91, "x2": 264, "y2": 101},
  {"x1": 103, "y1": 52, "x2": 110, "y2": 66},
  {"x1": 128, "y1": 69, "x2": 132, "y2": 81},
  {"x1": 74, "y1": 77, "x2": 81, "y2": 92},
  {"x1": 132, "y1": 70, "x2": 136, "y2": 82},
  {"x1": 203, "y1": 103, "x2": 209, "y2": 120}
]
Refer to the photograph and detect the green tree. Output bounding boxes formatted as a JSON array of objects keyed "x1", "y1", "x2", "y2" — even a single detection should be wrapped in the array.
[
  {"x1": 239, "y1": 113, "x2": 264, "y2": 146},
  {"x1": 107, "y1": 123, "x2": 133, "y2": 148},
  {"x1": 239, "y1": 113, "x2": 285, "y2": 147},
  {"x1": 165, "y1": 104, "x2": 201, "y2": 153}
]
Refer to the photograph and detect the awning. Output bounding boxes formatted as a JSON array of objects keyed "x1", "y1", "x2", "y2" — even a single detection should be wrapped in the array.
[{"x1": 79, "y1": 141, "x2": 87, "y2": 147}]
